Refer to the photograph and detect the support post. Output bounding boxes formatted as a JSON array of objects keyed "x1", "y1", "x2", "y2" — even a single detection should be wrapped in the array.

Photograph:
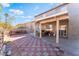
[
  {"x1": 39, "y1": 23, "x2": 42, "y2": 38},
  {"x1": 33, "y1": 22, "x2": 36, "y2": 37},
  {"x1": 56, "y1": 19, "x2": 59, "y2": 44}
]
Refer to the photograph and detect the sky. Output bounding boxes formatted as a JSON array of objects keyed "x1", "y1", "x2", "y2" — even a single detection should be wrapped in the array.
[{"x1": 1, "y1": 3, "x2": 59, "y2": 26}]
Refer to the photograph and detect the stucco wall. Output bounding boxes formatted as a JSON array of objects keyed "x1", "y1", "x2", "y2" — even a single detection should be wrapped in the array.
[
  {"x1": 61, "y1": 3, "x2": 79, "y2": 55},
  {"x1": 68, "y1": 3, "x2": 79, "y2": 38}
]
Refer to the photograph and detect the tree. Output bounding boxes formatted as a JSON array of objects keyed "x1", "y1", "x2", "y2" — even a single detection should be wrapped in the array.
[
  {"x1": 0, "y1": 4, "x2": 2, "y2": 22},
  {"x1": 0, "y1": 4, "x2": 2, "y2": 13},
  {"x1": 4, "y1": 13, "x2": 15, "y2": 30},
  {"x1": 0, "y1": 22, "x2": 14, "y2": 32},
  {"x1": 4, "y1": 13, "x2": 9, "y2": 29},
  {"x1": 0, "y1": 4, "x2": 15, "y2": 55},
  {"x1": 16, "y1": 24, "x2": 24, "y2": 28},
  {"x1": 3, "y1": 13, "x2": 15, "y2": 42}
]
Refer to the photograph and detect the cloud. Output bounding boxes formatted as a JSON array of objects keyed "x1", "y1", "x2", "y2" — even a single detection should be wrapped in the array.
[
  {"x1": 34, "y1": 6, "x2": 39, "y2": 11},
  {"x1": 21, "y1": 16, "x2": 33, "y2": 19},
  {"x1": 15, "y1": 15, "x2": 33, "y2": 19},
  {"x1": 1, "y1": 3, "x2": 10, "y2": 7},
  {"x1": 9, "y1": 9, "x2": 24, "y2": 15},
  {"x1": 48, "y1": 3, "x2": 55, "y2": 6},
  {"x1": 48, "y1": 3, "x2": 60, "y2": 6}
]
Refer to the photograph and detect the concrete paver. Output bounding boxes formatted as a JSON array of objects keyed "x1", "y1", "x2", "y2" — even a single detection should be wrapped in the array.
[{"x1": 10, "y1": 34, "x2": 64, "y2": 56}]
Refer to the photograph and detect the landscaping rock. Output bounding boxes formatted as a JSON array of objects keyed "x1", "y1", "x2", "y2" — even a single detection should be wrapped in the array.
[{"x1": 2, "y1": 43, "x2": 12, "y2": 56}]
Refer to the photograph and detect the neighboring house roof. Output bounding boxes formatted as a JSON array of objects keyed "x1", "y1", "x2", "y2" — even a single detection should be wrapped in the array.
[{"x1": 16, "y1": 21, "x2": 34, "y2": 26}]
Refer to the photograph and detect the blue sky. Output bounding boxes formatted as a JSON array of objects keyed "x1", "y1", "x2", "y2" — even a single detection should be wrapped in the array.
[{"x1": 2, "y1": 3, "x2": 59, "y2": 26}]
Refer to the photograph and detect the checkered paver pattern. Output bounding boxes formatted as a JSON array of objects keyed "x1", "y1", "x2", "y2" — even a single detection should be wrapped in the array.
[{"x1": 11, "y1": 34, "x2": 63, "y2": 56}]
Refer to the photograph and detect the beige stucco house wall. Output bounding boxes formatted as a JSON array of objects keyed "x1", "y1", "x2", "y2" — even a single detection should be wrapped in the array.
[
  {"x1": 67, "y1": 3, "x2": 79, "y2": 40},
  {"x1": 33, "y1": 3, "x2": 79, "y2": 55}
]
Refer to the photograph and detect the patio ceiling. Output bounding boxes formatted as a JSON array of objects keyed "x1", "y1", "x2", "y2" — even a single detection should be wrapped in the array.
[
  {"x1": 38, "y1": 12, "x2": 69, "y2": 24},
  {"x1": 35, "y1": 11, "x2": 69, "y2": 24}
]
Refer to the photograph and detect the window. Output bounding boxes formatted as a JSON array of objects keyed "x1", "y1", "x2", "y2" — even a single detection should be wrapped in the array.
[
  {"x1": 46, "y1": 24, "x2": 53, "y2": 30},
  {"x1": 59, "y1": 25, "x2": 67, "y2": 37}
]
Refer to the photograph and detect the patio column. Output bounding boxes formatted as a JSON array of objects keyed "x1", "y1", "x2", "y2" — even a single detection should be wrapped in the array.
[
  {"x1": 39, "y1": 23, "x2": 42, "y2": 38},
  {"x1": 56, "y1": 19, "x2": 59, "y2": 44},
  {"x1": 34, "y1": 22, "x2": 36, "y2": 37}
]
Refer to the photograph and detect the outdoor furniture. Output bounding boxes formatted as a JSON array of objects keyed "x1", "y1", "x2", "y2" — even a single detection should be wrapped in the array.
[{"x1": 42, "y1": 30, "x2": 55, "y2": 37}]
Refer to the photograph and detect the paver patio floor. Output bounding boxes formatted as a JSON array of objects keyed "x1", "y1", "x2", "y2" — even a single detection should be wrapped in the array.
[{"x1": 10, "y1": 34, "x2": 63, "y2": 56}]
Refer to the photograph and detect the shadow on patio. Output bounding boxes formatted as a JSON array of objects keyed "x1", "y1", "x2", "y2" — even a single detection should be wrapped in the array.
[{"x1": 42, "y1": 36, "x2": 79, "y2": 56}]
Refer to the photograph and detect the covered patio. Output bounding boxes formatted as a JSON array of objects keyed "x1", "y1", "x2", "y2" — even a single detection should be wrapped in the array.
[{"x1": 34, "y1": 11, "x2": 69, "y2": 44}]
